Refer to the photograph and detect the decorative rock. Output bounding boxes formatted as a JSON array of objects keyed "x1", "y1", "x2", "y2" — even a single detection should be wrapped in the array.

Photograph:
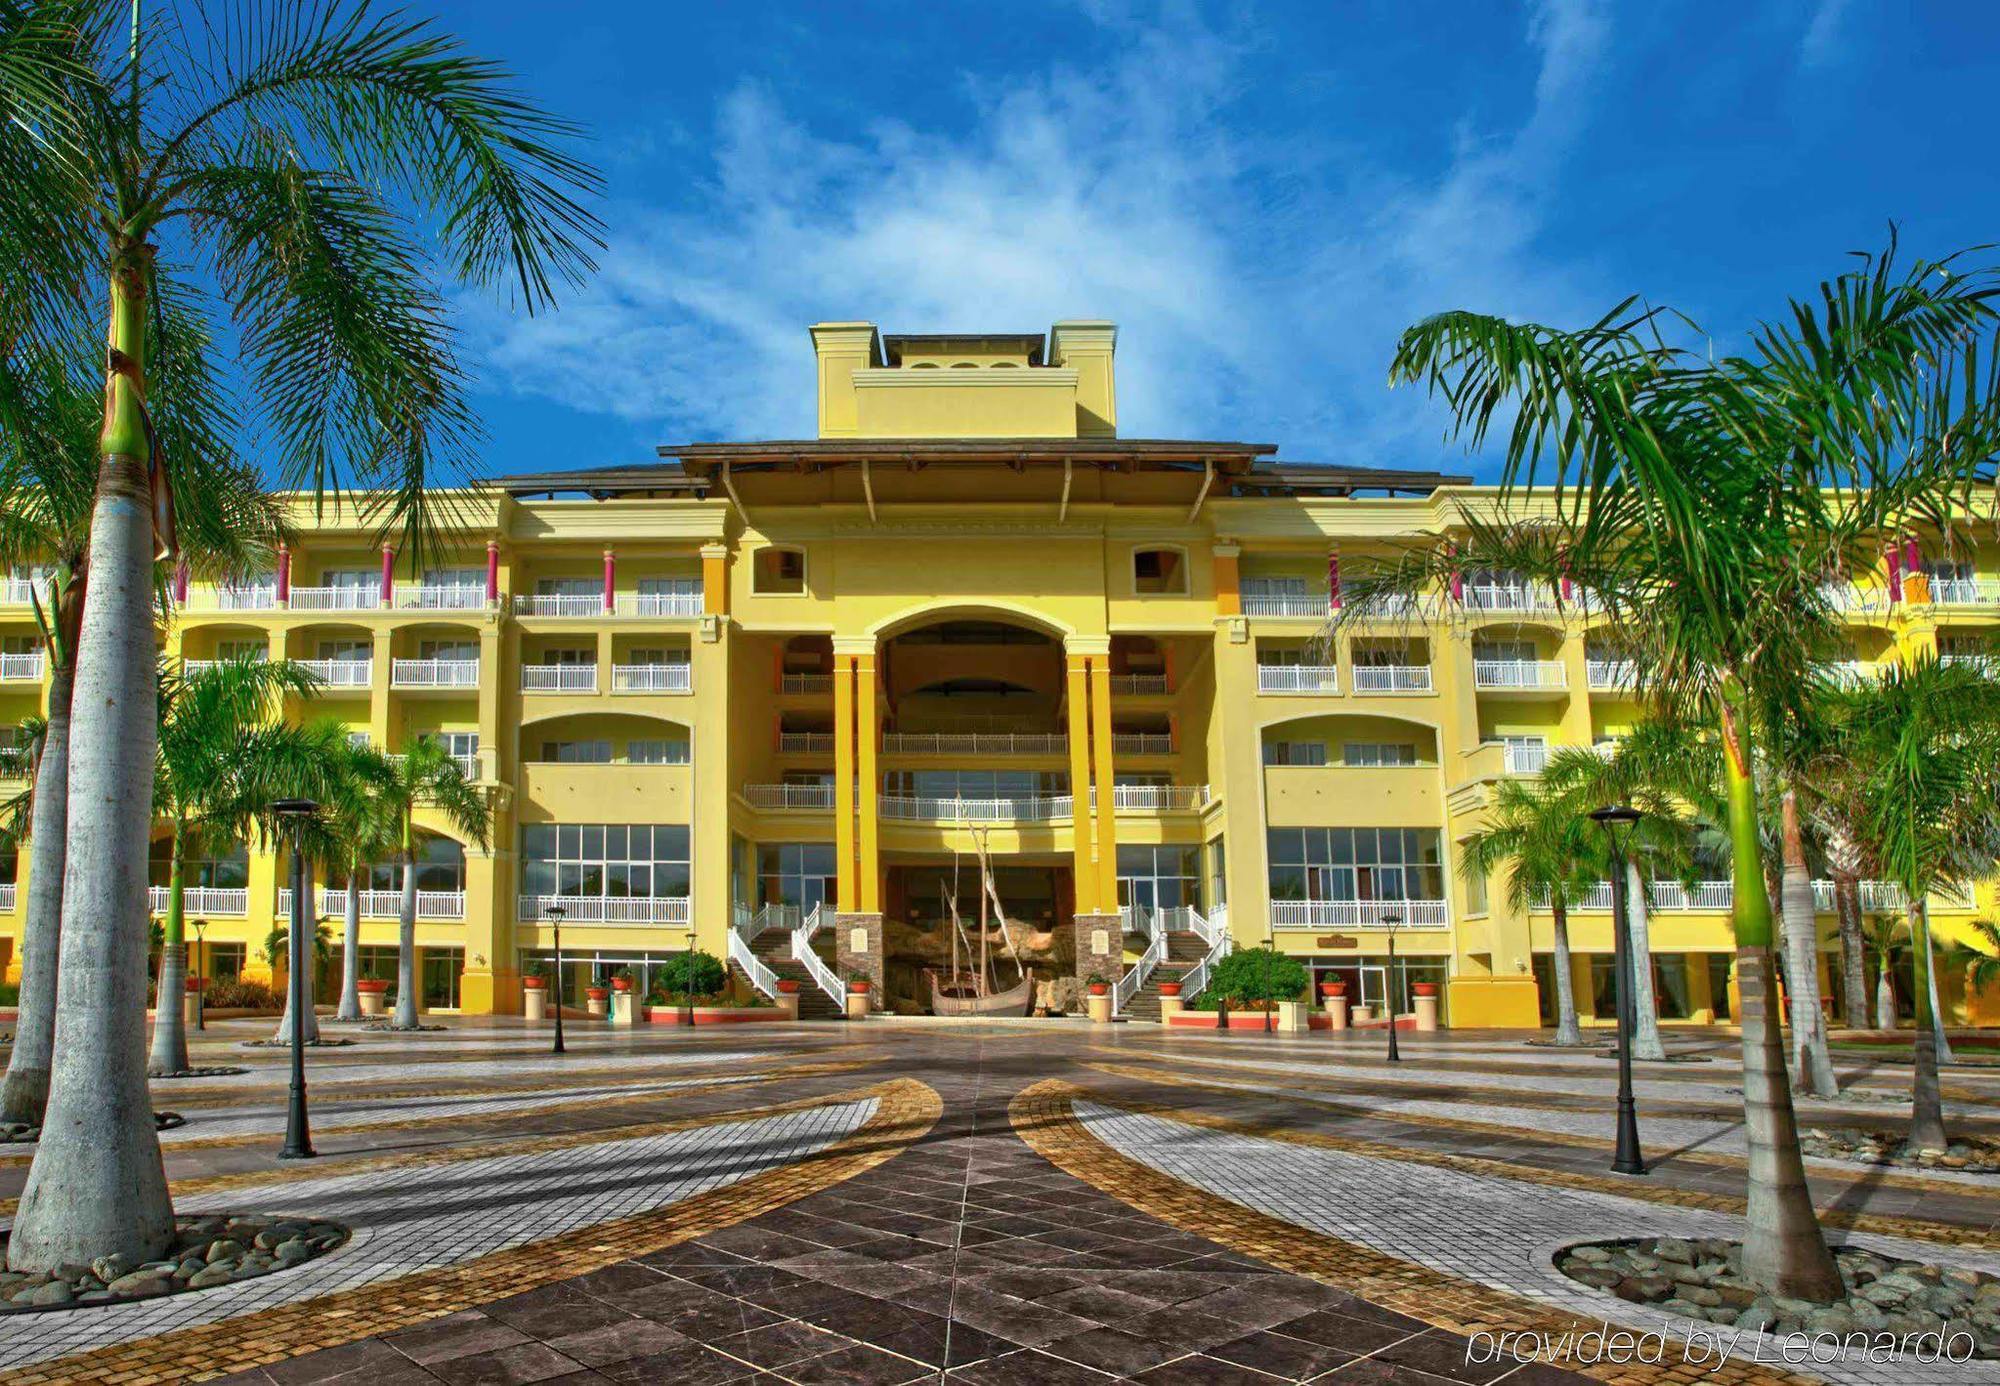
[
  {"x1": 1, "y1": 1213, "x2": 351, "y2": 1314},
  {"x1": 205, "y1": 1239, "x2": 244, "y2": 1264},
  {"x1": 185, "y1": 1266, "x2": 235, "y2": 1290},
  {"x1": 22, "y1": 1281, "x2": 73, "y2": 1307},
  {"x1": 106, "y1": 1271, "x2": 170, "y2": 1297},
  {"x1": 274, "y1": 1238, "x2": 311, "y2": 1266}
]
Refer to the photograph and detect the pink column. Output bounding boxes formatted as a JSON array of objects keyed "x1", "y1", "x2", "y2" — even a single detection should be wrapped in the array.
[
  {"x1": 1326, "y1": 550, "x2": 1341, "y2": 611},
  {"x1": 380, "y1": 545, "x2": 394, "y2": 607},
  {"x1": 1887, "y1": 543, "x2": 1904, "y2": 603},
  {"x1": 602, "y1": 548, "x2": 615, "y2": 613},
  {"x1": 172, "y1": 560, "x2": 188, "y2": 604},
  {"x1": 276, "y1": 545, "x2": 291, "y2": 606},
  {"x1": 1904, "y1": 535, "x2": 1921, "y2": 573},
  {"x1": 485, "y1": 540, "x2": 500, "y2": 605}
]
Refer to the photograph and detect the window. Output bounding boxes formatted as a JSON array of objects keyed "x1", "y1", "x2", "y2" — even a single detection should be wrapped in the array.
[
  {"x1": 425, "y1": 567, "x2": 484, "y2": 590},
  {"x1": 214, "y1": 639, "x2": 266, "y2": 662},
  {"x1": 422, "y1": 947, "x2": 464, "y2": 1009},
  {"x1": 418, "y1": 638, "x2": 477, "y2": 662},
  {"x1": 881, "y1": 769, "x2": 1067, "y2": 798},
  {"x1": 1266, "y1": 828, "x2": 1444, "y2": 904},
  {"x1": 1474, "y1": 639, "x2": 1536, "y2": 664},
  {"x1": 757, "y1": 843, "x2": 837, "y2": 912},
  {"x1": 1342, "y1": 742, "x2": 1417, "y2": 767},
  {"x1": 537, "y1": 646, "x2": 593, "y2": 665},
  {"x1": 521, "y1": 824, "x2": 690, "y2": 900},
  {"x1": 323, "y1": 569, "x2": 377, "y2": 594},
  {"x1": 200, "y1": 942, "x2": 246, "y2": 983},
  {"x1": 753, "y1": 547, "x2": 807, "y2": 594},
  {"x1": 1207, "y1": 836, "x2": 1227, "y2": 909},
  {"x1": 1262, "y1": 741, "x2": 1327, "y2": 767},
  {"x1": 149, "y1": 838, "x2": 248, "y2": 889},
  {"x1": 1117, "y1": 845, "x2": 1199, "y2": 915},
  {"x1": 432, "y1": 731, "x2": 478, "y2": 762},
  {"x1": 1132, "y1": 548, "x2": 1186, "y2": 595},
  {"x1": 541, "y1": 739, "x2": 612, "y2": 763},
  {"x1": 343, "y1": 837, "x2": 466, "y2": 893},
  {"x1": 317, "y1": 639, "x2": 370, "y2": 664},
  {"x1": 627, "y1": 738, "x2": 689, "y2": 764},
  {"x1": 626, "y1": 647, "x2": 689, "y2": 667},
  {"x1": 346, "y1": 731, "x2": 371, "y2": 751},
  {"x1": 535, "y1": 576, "x2": 598, "y2": 597}
]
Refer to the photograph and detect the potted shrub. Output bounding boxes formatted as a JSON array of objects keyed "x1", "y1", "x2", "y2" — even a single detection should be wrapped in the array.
[
  {"x1": 356, "y1": 977, "x2": 389, "y2": 1018},
  {"x1": 1320, "y1": 979, "x2": 1348, "y2": 998},
  {"x1": 585, "y1": 984, "x2": 610, "y2": 1000},
  {"x1": 776, "y1": 978, "x2": 801, "y2": 994},
  {"x1": 1156, "y1": 970, "x2": 1183, "y2": 998},
  {"x1": 522, "y1": 972, "x2": 547, "y2": 991},
  {"x1": 1412, "y1": 982, "x2": 1438, "y2": 997},
  {"x1": 610, "y1": 969, "x2": 635, "y2": 994},
  {"x1": 846, "y1": 975, "x2": 871, "y2": 995},
  {"x1": 1085, "y1": 973, "x2": 1111, "y2": 997}
]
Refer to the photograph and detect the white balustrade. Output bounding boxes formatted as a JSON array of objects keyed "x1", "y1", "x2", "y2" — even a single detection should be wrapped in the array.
[
  {"x1": 287, "y1": 586, "x2": 378, "y2": 611},
  {"x1": 1241, "y1": 588, "x2": 1329, "y2": 618},
  {"x1": 1352, "y1": 664, "x2": 1432, "y2": 693},
  {"x1": 1102, "y1": 784, "x2": 1208, "y2": 811},
  {"x1": 279, "y1": 887, "x2": 464, "y2": 920},
  {"x1": 1462, "y1": 583, "x2": 1556, "y2": 613},
  {"x1": 744, "y1": 783, "x2": 837, "y2": 810},
  {"x1": 522, "y1": 663, "x2": 598, "y2": 693},
  {"x1": 1, "y1": 579, "x2": 41, "y2": 605},
  {"x1": 1271, "y1": 899, "x2": 1450, "y2": 929},
  {"x1": 516, "y1": 894, "x2": 690, "y2": 925},
  {"x1": 208, "y1": 585, "x2": 278, "y2": 610},
  {"x1": 298, "y1": 658, "x2": 372, "y2": 687},
  {"x1": 1502, "y1": 742, "x2": 1549, "y2": 774},
  {"x1": 1257, "y1": 664, "x2": 1340, "y2": 694},
  {"x1": 792, "y1": 903, "x2": 842, "y2": 1009},
  {"x1": 778, "y1": 732, "x2": 835, "y2": 754},
  {"x1": 392, "y1": 658, "x2": 480, "y2": 688},
  {"x1": 1586, "y1": 659, "x2": 1637, "y2": 690},
  {"x1": 1179, "y1": 904, "x2": 1230, "y2": 1004},
  {"x1": 880, "y1": 732, "x2": 1067, "y2": 756},
  {"x1": 878, "y1": 795, "x2": 1074, "y2": 823},
  {"x1": 1108, "y1": 674, "x2": 1169, "y2": 695},
  {"x1": 514, "y1": 593, "x2": 605, "y2": 617},
  {"x1": 396, "y1": 585, "x2": 487, "y2": 610},
  {"x1": 0, "y1": 884, "x2": 15, "y2": 911},
  {"x1": 0, "y1": 652, "x2": 46, "y2": 681},
  {"x1": 149, "y1": 886, "x2": 248, "y2": 916},
  {"x1": 617, "y1": 589, "x2": 703, "y2": 617},
  {"x1": 1474, "y1": 659, "x2": 1567, "y2": 690},
  {"x1": 1113, "y1": 733, "x2": 1174, "y2": 755},
  {"x1": 1927, "y1": 576, "x2": 2000, "y2": 606},
  {"x1": 613, "y1": 663, "x2": 691, "y2": 693},
  {"x1": 779, "y1": 673, "x2": 831, "y2": 694}
]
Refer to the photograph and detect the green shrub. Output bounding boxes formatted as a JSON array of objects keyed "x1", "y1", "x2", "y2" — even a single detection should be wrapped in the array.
[
  {"x1": 1207, "y1": 947, "x2": 1309, "y2": 1005},
  {"x1": 653, "y1": 950, "x2": 726, "y2": 998},
  {"x1": 204, "y1": 978, "x2": 279, "y2": 1010},
  {"x1": 0, "y1": 981, "x2": 18, "y2": 1006}
]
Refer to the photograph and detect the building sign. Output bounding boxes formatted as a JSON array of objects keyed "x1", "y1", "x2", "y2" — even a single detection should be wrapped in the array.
[{"x1": 1317, "y1": 934, "x2": 1359, "y2": 949}]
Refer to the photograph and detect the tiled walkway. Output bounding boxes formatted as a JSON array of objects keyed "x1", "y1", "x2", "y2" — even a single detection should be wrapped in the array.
[{"x1": 3, "y1": 1018, "x2": 1996, "y2": 1384}]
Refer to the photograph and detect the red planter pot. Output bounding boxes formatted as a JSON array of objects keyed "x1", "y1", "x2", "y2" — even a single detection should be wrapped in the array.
[
  {"x1": 185, "y1": 977, "x2": 207, "y2": 993},
  {"x1": 1412, "y1": 982, "x2": 1439, "y2": 998},
  {"x1": 523, "y1": 976, "x2": 547, "y2": 990},
  {"x1": 356, "y1": 979, "x2": 389, "y2": 995},
  {"x1": 776, "y1": 979, "x2": 801, "y2": 994},
  {"x1": 610, "y1": 977, "x2": 634, "y2": 993},
  {"x1": 586, "y1": 986, "x2": 610, "y2": 1001},
  {"x1": 847, "y1": 980, "x2": 871, "y2": 995},
  {"x1": 1320, "y1": 982, "x2": 1348, "y2": 998},
  {"x1": 1087, "y1": 982, "x2": 1110, "y2": 996},
  {"x1": 1158, "y1": 982, "x2": 1182, "y2": 997}
]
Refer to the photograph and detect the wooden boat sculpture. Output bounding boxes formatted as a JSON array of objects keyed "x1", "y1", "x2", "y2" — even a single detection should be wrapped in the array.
[{"x1": 928, "y1": 827, "x2": 1035, "y2": 1017}]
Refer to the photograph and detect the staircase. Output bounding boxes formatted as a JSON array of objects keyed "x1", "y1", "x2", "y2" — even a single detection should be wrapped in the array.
[
  {"x1": 725, "y1": 905, "x2": 845, "y2": 1020},
  {"x1": 748, "y1": 929, "x2": 844, "y2": 1020},
  {"x1": 1121, "y1": 930, "x2": 1212, "y2": 1022}
]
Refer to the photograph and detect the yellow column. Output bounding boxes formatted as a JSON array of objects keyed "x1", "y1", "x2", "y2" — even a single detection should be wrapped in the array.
[
  {"x1": 833, "y1": 655, "x2": 857, "y2": 913},
  {"x1": 701, "y1": 542, "x2": 729, "y2": 617},
  {"x1": 1089, "y1": 654, "x2": 1119, "y2": 913},
  {"x1": 369, "y1": 628, "x2": 395, "y2": 749},
  {"x1": 1066, "y1": 654, "x2": 1096, "y2": 913},
  {"x1": 855, "y1": 650, "x2": 881, "y2": 914},
  {"x1": 1212, "y1": 541, "x2": 1241, "y2": 617}
]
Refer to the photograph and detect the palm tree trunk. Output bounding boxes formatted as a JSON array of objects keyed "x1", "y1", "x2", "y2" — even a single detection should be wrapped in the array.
[
  {"x1": 1826, "y1": 822, "x2": 1868, "y2": 1026},
  {"x1": 146, "y1": 823, "x2": 190, "y2": 1075},
  {"x1": 273, "y1": 857, "x2": 322, "y2": 1044},
  {"x1": 1876, "y1": 947, "x2": 1898, "y2": 1031},
  {"x1": 0, "y1": 664, "x2": 72, "y2": 1126},
  {"x1": 1779, "y1": 791, "x2": 1838, "y2": 1096},
  {"x1": 1924, "y1": 927, "x2": 1956, "y2": 1065},
  {"x1": 1622, "y1": 860, "x2": 1667, "y2": 1060},
  {"x1": 1550, "y1": 902, "x2": 1584, "y2": 1046},
  {"x1": 1908, "y1": 901, "x2": 1949, "y2": 1151},
  {"x1": 1719, "y1": 692, "x2": 1841, "y2": 1301},
  {"x1": 335, "y1": 868, "x2": 362, "y2": 1021},
  {"x1": 394, "y1": 851, "x2": 419, "y2": 1028},
  {"x1": 6, "y1": 399, "x2": 176, "y2": 1270}
]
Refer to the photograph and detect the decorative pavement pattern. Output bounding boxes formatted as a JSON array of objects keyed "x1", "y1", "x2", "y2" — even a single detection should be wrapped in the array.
[{"x1": 1, "y1": 1017, "x2": 1996, "y2": 1384}]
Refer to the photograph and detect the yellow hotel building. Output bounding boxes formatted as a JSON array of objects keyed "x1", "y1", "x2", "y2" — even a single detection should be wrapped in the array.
[{"x1": 0, "y1": 319, "x2": 1991, "y2": 1028}]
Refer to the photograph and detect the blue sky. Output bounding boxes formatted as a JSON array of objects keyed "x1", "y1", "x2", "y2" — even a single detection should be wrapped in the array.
[{"x1": 443, "y1": 0, "x2": 2000, "y2": 479}]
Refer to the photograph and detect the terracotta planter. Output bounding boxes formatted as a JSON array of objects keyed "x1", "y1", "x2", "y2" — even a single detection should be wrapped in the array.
[
  {"x1": 847, "y1": 980, "x2": 871, "y2": 995},
  {"x1": 586, "y1": 986, "x2": 610, "y2": 1001},
  {"x1": 1157, "y1": 982, "x2": 1182, "y2": 997},
  {"x1": 610, "y1": 977, "x2": 634, "y2": 994},
  {"x1": 1412, "y1": 982, "x2": 1438, "y2": 997},
  {"x1": 357, "y1": 979, "x2": 388, "y2": 995},
  {"x1": 185, "y1": 976, "x2": 207, "y2": 993},
  {"x1": 776, "y1": 979, "x2": 801, "y2": 994},
  {"x1": 1320, "y1": 982, "x2": 1347, "y2": 998},
  {"x1": 523, "y1": 976, "x2": 547, "y2": 991},
  {"x1": 1087, "y1": 982, "x2": 1110, "y2": 996},
  {"x1": 356, "y1": 979, "x2": 387, "y2": 1017}
]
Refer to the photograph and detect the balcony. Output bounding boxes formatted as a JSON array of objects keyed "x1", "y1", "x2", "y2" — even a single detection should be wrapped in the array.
[
  {"x1": 879, "y1": 794, "x2": 1074, "y2": 823},
  {"x1": 0, "y1": 883, "x2": 13, "y2": 911},
  {"x1": 616, "y1": 590, "x2": 703, "y2": 617},
  {"x1": 391, "y1": 658, "x2": 480, "y2": 689},
  {"x1": 1257, "y1": 664, "x2": 1340, "y2": 695},
  {"x1": 1102, "y1": 784, "x2": 1209, "y2": 812},
  {"x1": 1, "y1": 579, "x2": 42, "y2": 605},
  {"x1": 523, "y1": 663, "x2": 597, "y2": 693},
  {"x1": 187, "y1": 584, "x2": 278, "y2": 611},
  {"x1": 1501, "y1": 742, "x2": 1549, "y2": 774},
  {"x1": 1461, "y1": 583, "x2": 1557, "y2": 615},
  {"x1": 512, "y1": 589, "x2": 703, "y2": 618},
  {"x1": 1352, "y1": 664, "x2": 1432, "y2": 693},
  {"x1": 297, "y1": 658, "x2": 372, "y2": 688},
  {"x1": 1272, "y1": 899, "x2": 1449, "y2": 930},
  {"x1": 0, "y1": 652, "x2": 45, "y2": 682},
  {"x1": 287, "y1": 586, "x2": 377, "y2": 612},
  {"x1": 148, "y1": 886, "x2": 247, "y2": 916},
  {"x1": 1820, "y1": 660, "x2": 1879, "y2": 688},
  {"x1": 1586, "y1": 659, "x2": 1637, "y2": 691},
  {"x1": 0, "y1": 747, "x2": 29, "y2": 779},
  {"x1": 779, "y1": 673, "x2": 832, "y2": 694},
  {"x1": 1942, "y1": 653, "x2": 2000, "y2": 673},
  {"x1": 516, "y1": 894, "x2": 690, "y2": 926},
  {"x1": 1928, "y1": 576, "x2": 2000, "y2": 607},
  {"x1": 395, "y1": 585, "x2": 487, "y2": 611},
  {"x1": 1109, "y1": 674, "x2": 1169, "y2": 695},
  {"x1": 778, "y1": 731, "x2": 835, "y2": 754},
  {"x1": 881, "y1": 731, "x2": 1067, "y2": 756},
  {"x1": 743, "y1": 783, "x2": 836, "y2": 811},
  {"x1": 514, "y1": 593, "x2": 603, "y2": 618},
  {"x1": 613, "y1": 663, "x2": 691, "y2": 693},
  {"x1": 278, "y1": 887, "x2": 465, "y2": 920},
  {"x1": 386, "y1": 750, "x2": 480, "y2": 780},
  {"x1": 1241, "y1": 587, "x2": 1328, "y2": 619},
  {"x1": 1112, "y1": 733, "x2": 1175, "y2": 756},
  {"x1": 1474, "y1": 659, "x2": 1566, "y2": 692}
]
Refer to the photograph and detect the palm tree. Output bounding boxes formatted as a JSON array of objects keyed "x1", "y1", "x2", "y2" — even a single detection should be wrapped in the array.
[
  {"x1": 147, "y1": 655, "x2": 320, "y2": 1074},
  {"x1": 1, "y1": 1, "x2": 599, "y2": 1272},
  {"x1": 1458, "y1": 774, "x2": 1603, "y2": 1045},
  {"x1": 1860, "y1": 913, "x2": 1909, "y2": 1031},
  {"x1": 1355, "y1": 237, "x2": 2000, "y2": 1298},
  {"x1": 378, "y1": 737, "x2": 489, "y2": 1029},
  {"x1": 0, "y1": 343, "x2": 276, "y2": 1124},
  {"x1": 265, "y1": 915, "x2": 336, "y2": 1042},
  {"x1": 1819, "y1": 655, "x2": 2000, "y2": 1151},
  {"x1": 1941, "y1": 919, "x2": 2000, "y2": 1031},
  {"x1": 289, "y1": 723, "x2": 398, "y2": 1022}
]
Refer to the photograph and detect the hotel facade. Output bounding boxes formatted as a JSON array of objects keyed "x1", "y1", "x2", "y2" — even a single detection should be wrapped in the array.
[{"x1": 0, "y1": 320, "x2": 1991, "y2": 1027}]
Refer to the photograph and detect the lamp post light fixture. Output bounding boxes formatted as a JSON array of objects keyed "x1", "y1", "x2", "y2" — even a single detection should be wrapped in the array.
[
  {"x1": 192, "y1": 917, "x2": 207, "y2": 1032},
  {"x1": 545, "y1": 902, "x2": 567, "y2": 1055},
  {"x1": 682, "y1": 928, "x2": 697, "y2": 1028},
  {"x1": 1382, "y1": 913, "x2": 1403, "y2": 1063},
  {"x1": 271, "y1": 798, "x2": 319, "y2": 1160},
  {"x1": 1588, "y1": 804, "x2": 1648, "y2": 1176}
]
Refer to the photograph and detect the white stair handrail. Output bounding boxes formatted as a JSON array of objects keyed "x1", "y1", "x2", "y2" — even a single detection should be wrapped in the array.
[
  {"x1": 1179, "y1": 904, "x2": 1231, "y2": 1004},
  {"x1": 728, "y1": 928, "x2": 780, "y2": 999},
  {"x1": 1112, "y1": 909, "x2": 1168, "y2": 1016},
  {"x1": 791, "y1": 902, "x2": 842, "y2": 1009}
]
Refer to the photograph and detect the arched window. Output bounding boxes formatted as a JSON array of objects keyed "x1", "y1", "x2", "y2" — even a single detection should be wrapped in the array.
[
  {"x1": 1132, "y1": 547, "x2": 1187, "y2": 595},
  {"x1": 752, "y1": 547, "x2": 807, "y2": 595}
]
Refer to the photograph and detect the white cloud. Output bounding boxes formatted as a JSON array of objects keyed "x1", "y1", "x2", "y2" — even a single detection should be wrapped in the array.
[
  {"x1": 1800, "y1": 0, "x2": 1853, "y2": 67},
  {"x1": 468, "y1": 0, "x2": 1610, "y2": 467}
]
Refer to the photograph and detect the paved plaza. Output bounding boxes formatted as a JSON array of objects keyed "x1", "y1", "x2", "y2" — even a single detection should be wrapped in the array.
[{"x1": 2, "y1": 1019, "x2": 1998, "y2": 1384}]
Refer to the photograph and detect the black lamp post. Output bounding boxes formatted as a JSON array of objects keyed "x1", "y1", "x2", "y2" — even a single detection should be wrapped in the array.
[
  {"x1": 682, "y1": 928, "x2": 697, "y2": 1028},
  {"x1": 546, "y1": 902, "x2": 567, "y2": 1054},
  {"x1": 272, "y1": 798, "x2": 318, "y2": 1160},
  {"x1": 1262, "y1": 930, "x2": 1274, "y2": 1033},
  {"x1": 192, "y1": 917, "x2": 207, "y2": 1031},
  {"x1": 1589, "y1": 804, "x2": 1648, "y2": 1176},
  {"x1": 1382, "y1": 912, "x2": 1403, "y2": 1063}
]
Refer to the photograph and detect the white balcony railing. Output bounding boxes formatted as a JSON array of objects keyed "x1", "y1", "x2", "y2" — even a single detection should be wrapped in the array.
[
  {"x1": 778, "y1": 732, "x2": 835, "y2": 754},
  {"x1": 1540, "y1": 878, "x2": 1975, "y2": 915},
  {"x1": 522, "y1": 663, "x2": 597, "y2": 693},
  {"x1": 286, "y1": 586, "x2": 378, "y2": 611},
  {"x1": 1272, "y1": 899, "x2": 1450, "y2": 930},
  {"x1": 1113, "y1": 733, "x2": 1175, "y2": 756},
  {"x1": 383, "y1": 750, "x2": 481, "y2": 780},
  {"x1": 1461, "y1": 583, "x2": 1557, "y2": 614},
  {"x1": 879, "y1": 794, "x2": 1074, "y2": 823},
  {"x1": 1928, "y1": 576, "x2": 2000, "y2": 606},
  {"x1": 1352, "y1": 664, "x2": 1433, "y2": 693},
  {"x1": 0, "y1": 652, "x2": 46, "y2": 682},
  {"x1": 279, "y1": 887, "x2": 465, "y2": 920},
  {"x1": 1502, "y1": 742, "x2": 1549, "y2": 774},
  {"x1": 148, "y1": 886, "x2": 248, "y2": 916},
  {"x1": 1241, "y1": 587, "x2": 1329, "y2": 618},
  {"x1": 1474, "y1": 659, "x2": 1567, "y2": 690},
  {"x1": 1257, "y1": 664, "x2": 1340, "y2": 694},
  {"x1": 207, "y1": 585, "x2": 279, "y2": 611},
  {"x1": 395, "y1": 585, "x2": 487, "y2": 610},
  {"x1": 1102, "y1": 784, "x2": 1209, "y2": 812},
  {"x1": 513, "y1": 593, "x2": 605, "y2": 617},
  {"x1": 1820, "y1": 660, "x2": 1878, "y2": 688},
  {"x1": 743, "y1": 783, "x2": 837, "y2": 810},
  {"x1": 613, "y1": 663, "x2": 691, "y2": 693},
  {"x1": 391, "y1": 658, "x2": 479, "y2": 689},
  {"x1": 881, "y1": 732, "x2": 1067, "y2": 756},
  {"x1": 616, "y1": 590, "x2": 703, "y2": 617},
  {"x1": 298, "y1": 658, "x2": 372, "y2": 687},
  {"x1": 0, "y1": 884, "x2": 15, "y2": 911},
  {"x1": 778, "y1": 673, "x2": 832, "y2": 694},
  {"x1": 517, "y1": 894, "x2": 691, "y2": 926},
  {"x1": 1941, "y1": 653, "x2": 2000, "y2": 673},
  {"x1": 1, "y1": 578, "x2": 42, "y2": 605},
  {"x1": 1108, "y1": 674, "x2": 1169, "y2": 695},
  {"x1": 1586, "y1": 659, "x2": 1637, "y2": 691}
]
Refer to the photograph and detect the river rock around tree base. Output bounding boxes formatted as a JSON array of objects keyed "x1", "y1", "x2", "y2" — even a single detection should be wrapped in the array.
[
  {"x1": 0, "y1": 1214, "x2": 350, "y2": 1313},
  {"x1": 1800, "y1": 1128, "x2": 2000, "y2": 1174},
  {"x1": 148, "y1": 1065, "x2": 252, "y2": 1080},
  {"x1": 1557, "y1": 1237, "x2": 2000, "y2": 1356},
  {"x1": 1, "y1": 1111, "x2": 184, "y2": 1144},
  {"x1": 239, "y1": 1036, "x2": 359, "y2": 1048}
]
